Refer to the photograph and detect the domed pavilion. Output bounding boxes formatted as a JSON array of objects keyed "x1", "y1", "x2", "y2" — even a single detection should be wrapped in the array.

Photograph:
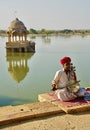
[{"x1": 6, "y1": 18, "x2": 35, "y2": 52}]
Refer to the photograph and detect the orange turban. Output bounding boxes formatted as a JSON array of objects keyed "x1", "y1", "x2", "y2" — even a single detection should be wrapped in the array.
[{"x1": 60, "y1": 56, "x2": 71, "y2": 65}]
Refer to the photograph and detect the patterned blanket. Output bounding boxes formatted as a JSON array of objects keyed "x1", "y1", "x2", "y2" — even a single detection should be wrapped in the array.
[{"x1": 49, "y1": 88, "x2": 90, "y2": 107}]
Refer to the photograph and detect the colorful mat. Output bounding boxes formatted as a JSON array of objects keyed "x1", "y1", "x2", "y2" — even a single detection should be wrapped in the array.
[{"x1": 49, "y1": 88, "x2": 90, "y2": 107}]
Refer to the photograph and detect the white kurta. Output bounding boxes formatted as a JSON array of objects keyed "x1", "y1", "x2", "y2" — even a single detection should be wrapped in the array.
[
  {"x1": 52, "y1": 69, "x2": 75, "y2": 89},
  {"x1": 52, "y1": 69, "x2": 78, "y2": 101}
]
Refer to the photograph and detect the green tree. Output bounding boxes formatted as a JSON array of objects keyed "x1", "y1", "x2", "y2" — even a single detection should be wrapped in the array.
[
  {"x1": 29, "y1": 28, "x2": 38, "y2": 34},
  {"x1": 0, "y1": 30, "x2": 6, "y2": 34}
]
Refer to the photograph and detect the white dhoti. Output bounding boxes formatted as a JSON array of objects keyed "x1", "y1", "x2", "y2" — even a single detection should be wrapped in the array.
[
  {"x1": 56, "y1": 87, "x2": 86, "y2": 102},
  {"x1": 56, "y1": 88, "x2": 77, "y2": 101}
]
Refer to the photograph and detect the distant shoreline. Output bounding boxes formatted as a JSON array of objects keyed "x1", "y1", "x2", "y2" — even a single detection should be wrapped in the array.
[
  {"x1": 0, "y1": 29, "x2": 90, "y2": 37},
  {"x1": 28, "y1": 32, "x2": 90, "y2": 37}
]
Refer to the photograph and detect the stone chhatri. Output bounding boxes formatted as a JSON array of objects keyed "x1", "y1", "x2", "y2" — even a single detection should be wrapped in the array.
[{"x1": 6, "y1": 18, "x2": 35, "y2": 52}]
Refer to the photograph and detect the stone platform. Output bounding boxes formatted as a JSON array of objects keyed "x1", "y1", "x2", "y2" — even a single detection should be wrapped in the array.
[
  {"x1": 0, "y1": 102, "x2": 63, "y2": 126},
  {"x1": 38, "y1": 91, "x2": 90, "y2": 113}
]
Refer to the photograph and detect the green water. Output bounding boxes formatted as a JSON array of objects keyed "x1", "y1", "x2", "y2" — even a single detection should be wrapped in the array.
[{"x1": 0, "y1": 35, "x2": 90, "y2": 106}]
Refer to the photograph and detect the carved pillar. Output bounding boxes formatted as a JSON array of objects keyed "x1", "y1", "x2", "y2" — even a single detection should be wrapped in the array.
[
  {"x1": 7, "y1": 34, "x2": 11, "y2": 42},
  {"x1": 12, "y1": 35, "x2": 14, "y2": 42},
  {"x1": 25, "y1": 35, "x2": 27, "y2": 41}
]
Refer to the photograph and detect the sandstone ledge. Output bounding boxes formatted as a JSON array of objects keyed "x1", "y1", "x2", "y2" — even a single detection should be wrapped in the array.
[{"x1": 0, "y1": 102, "x2": 63, "y2": 126}]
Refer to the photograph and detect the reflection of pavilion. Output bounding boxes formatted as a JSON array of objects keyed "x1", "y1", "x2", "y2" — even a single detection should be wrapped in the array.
[{"x1": 6, "y1": 52, "x2": 34, "y2": 83}]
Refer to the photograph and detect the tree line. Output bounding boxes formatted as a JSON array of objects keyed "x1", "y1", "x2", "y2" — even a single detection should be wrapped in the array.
[
  {"x1": 0, "y1": 29, "x2": 90, "y2": 36},
  {"x1": 29, "y1": 28, "x2": 90, "y2": 35}
]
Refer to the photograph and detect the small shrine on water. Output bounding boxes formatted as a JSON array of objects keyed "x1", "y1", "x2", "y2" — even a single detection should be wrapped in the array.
[{"x1": 6, "y1": 18, "x2": 35, "y2": 52}]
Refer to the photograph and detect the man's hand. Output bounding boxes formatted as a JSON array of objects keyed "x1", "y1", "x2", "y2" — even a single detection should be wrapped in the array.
[{"x1": 51, "y1": 84, "x2": 57, "y2": 91}]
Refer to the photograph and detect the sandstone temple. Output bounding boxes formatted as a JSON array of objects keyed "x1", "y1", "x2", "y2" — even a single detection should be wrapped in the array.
[{"x1": 6, "y1": 18, "x2": 35, "y2": 52}]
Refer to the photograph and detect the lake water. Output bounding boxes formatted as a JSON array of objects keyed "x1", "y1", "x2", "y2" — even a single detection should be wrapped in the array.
[{"x1": 0, "y1": 35, "x2": 90, "y2": 106}]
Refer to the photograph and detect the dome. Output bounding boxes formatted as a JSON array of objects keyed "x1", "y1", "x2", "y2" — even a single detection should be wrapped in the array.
[
  {"x1": 8, "y1": 66, "x2": 29, "y2": 83},
  {"x1": 7, "y1": 18, "x2": 29, "y2": 34}
]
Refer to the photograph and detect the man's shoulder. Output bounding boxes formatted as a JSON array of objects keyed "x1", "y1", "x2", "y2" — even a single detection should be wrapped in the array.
[
  {"x1": 56, "y1": 69, "x2": 63, "y2": 73},
  {"x1": 56, "y1": 69, "x2": 63, "y2": 75}
]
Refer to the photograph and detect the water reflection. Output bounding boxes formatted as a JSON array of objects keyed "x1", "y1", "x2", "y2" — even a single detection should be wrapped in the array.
[
  {"x1": 6, "y1": 52, "x2": 34, "y2": 83},
  {"x1": 41, "y1": 36, "x2": 51, "y2": 43}
]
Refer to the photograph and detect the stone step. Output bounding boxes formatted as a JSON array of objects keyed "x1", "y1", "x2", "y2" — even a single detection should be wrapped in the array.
[{"x1": 0, "y1": 102, "x2": 63, "y2": 126}]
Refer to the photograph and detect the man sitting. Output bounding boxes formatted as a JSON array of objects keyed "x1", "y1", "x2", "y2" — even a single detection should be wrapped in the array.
[{"x1": 51, "y1": 56, "x2": 86, "y2": 101}]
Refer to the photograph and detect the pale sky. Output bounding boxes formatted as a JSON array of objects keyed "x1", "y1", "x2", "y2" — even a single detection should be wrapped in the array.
[{"x1": 0, "y1": 0, "x2": 90, "y2": 30}]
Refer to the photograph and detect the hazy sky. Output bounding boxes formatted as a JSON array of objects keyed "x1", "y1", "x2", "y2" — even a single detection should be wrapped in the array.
[{"x1": 0, "y1": 0, "x2": 90, "y2": 30}]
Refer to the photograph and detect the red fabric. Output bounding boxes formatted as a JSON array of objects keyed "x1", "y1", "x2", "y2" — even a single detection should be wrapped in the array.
[
  {"x1": 60, "y1": 56, "x2": 71, "y2": 65},
  {"x1": 49, "y1": 89, "x2": 90, "y2": 107}
]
